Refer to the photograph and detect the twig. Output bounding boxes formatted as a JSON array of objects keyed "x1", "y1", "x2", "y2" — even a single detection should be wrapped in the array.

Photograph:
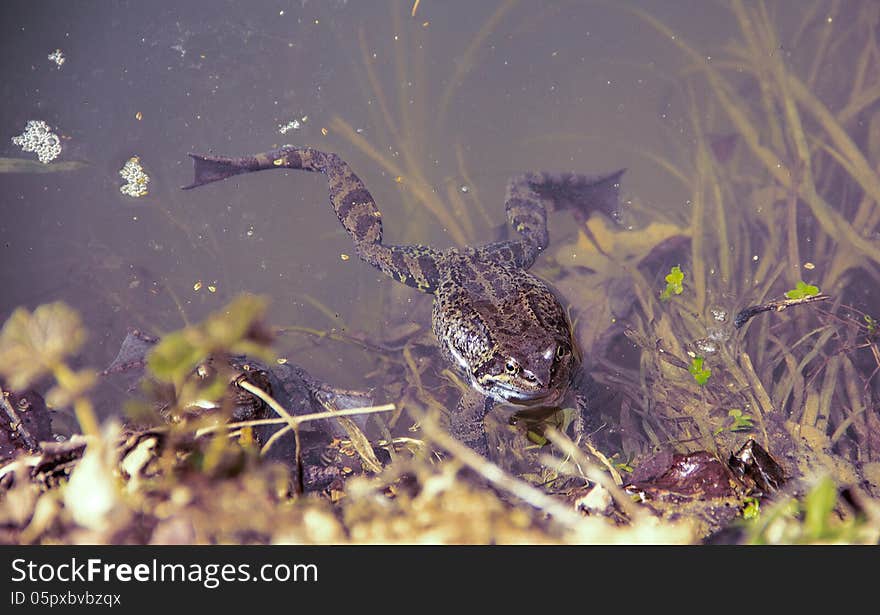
[
  {"x1": 235, "y1": 378, "x2": 297, "y2": 423},
  {"x1": 419, "y1": 416, "x2": 590, "y2": 528},
  {"x1": 0, "y1": 388, "x2": 39, "y2": 451},
  {"x1": 734, "y1": 294, "x2": 830, "y2": 329},
  {"x1": 195, "y1": 417, "x2": 287, "y2": 438},
  {"x1": 235, "y1": 377, "x2": 394, "y2": 493},
  {"x1": 544, "y1": 427, "x2": 642, "y2": 519}
]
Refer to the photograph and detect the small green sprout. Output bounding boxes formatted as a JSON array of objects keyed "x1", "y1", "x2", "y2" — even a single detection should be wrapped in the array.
[
  {"x1": 615, "y1": 461, "x2": 634, "y2": 473},
  {"x1": 688, "y1": 355, "x2": 711, "y2": 385},
  {"x1": 715, "y1": 408, "x2": 754, "y2": 434},
  {"x1": 745, "y1": 476, "x2": 869, "y2": 544},
  {"x1": 660, "y1": 265, "x2": 684, "y2": 301},
  {"x1": 784, "y1": 280, "x2": 819, "y2": 300},
  {"x1": 742, "y1": 496, "x2": 761, "y2": 520},
  {"x1": 526, "y1": 430, "x2": 549, "y2": 446},
  {"x1": 612, "y1": 453, "x2": 635, "y2": 473},
  {"x1": 728, "y1": 408, "x2": 753, "y2": 432},
  {"x1": 803, "y1": 475, "x2": 838, "y2": 540}
]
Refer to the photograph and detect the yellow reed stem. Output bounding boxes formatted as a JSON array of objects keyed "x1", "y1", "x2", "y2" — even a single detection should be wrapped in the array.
[{"x1": 437, "y1": 0, "x2": 518, "y2": 126}]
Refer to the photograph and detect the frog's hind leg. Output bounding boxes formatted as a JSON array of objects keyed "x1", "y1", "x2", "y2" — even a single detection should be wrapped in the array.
[
  {"x1": 492, "y1": 169, "x2": 625, "y2": 268},
  {"x1": 448, "y1": 389, "x2": 494, "y2": 456},
  {"x1": 182, "y1": 146, "x2": 444, "y2": 293}
]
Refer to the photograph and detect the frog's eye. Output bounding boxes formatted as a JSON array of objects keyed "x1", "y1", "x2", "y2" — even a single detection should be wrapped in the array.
[
  {"x1": 556, "y1": 345, "x2": 569, "y2": 359},
  {"x1": 504, "y1": 359, "x2": 518, "y2": 374}
]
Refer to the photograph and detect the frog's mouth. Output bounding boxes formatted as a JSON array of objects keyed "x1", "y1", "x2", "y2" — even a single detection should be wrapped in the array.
[{"x1": 489, "y1": 382, "x2": 564, "y2": 406}]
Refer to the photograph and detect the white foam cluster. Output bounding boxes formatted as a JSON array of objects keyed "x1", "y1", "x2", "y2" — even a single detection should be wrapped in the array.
[
  {"x1": 119, "y1": 156, "x2": 150, "y2": 198},
  {"x1": 278, "y1": 119, "x2": 300, "y2": 134},
  {"x1": 48, "y1": 48, "x2": 65, "y2": 68},
  {"x1": 12, "y1": 120, "x2": 62, "y2": 164}
]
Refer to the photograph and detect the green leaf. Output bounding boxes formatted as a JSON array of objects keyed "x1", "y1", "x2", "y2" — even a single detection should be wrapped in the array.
[
  {"x1": 803, "y1": 476, "x2": 838, "y2": 539},
  {"x1": 728, "y1": 408, "x2": 754, "y2": 432},
  {"x1": 204, "y1": 294, "x2": 267, "y2": 348},
  {"x1": 784, "y1": 280, "x2": 820, "y2": 300},
  {"x1": 0, "y1": 302, "x2": 86, "y2": 389},
  {"x1": 46, "y1": 369, "x2": 98, "y2": 408},
  {"x1": 551, "y1": 216, "x2": 689, "y2": 359},
  {"x1": 145, "y1": 330, "x2": 206, "y2": 382},
  {"x1": 146, "y1": 294, "x2": 271, "y2": 383},
  {"x1": 742, "y1": 496, "x2": 761, "y2": 520},
  {"x1": 526, "y1": 430, "x2": 549, "y2": 446},
  {"x1": 688, "y1": 355, "x2": 711, "y2": 385},
  {"x1": 660, "y1": 265, "x2": 684, "y2": 301}
]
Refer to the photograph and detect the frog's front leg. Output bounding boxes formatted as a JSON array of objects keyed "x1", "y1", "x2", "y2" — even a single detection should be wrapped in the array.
[{"x1": 449, "y1": 388, "x2": 495, "y2": 456}]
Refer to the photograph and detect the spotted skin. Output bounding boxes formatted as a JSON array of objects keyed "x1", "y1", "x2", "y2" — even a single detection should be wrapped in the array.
[{"x1": 184, "y1": 145, "x2": 623, "y2": 456}]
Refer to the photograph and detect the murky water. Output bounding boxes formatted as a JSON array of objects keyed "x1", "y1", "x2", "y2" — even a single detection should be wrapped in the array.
[{"x1": 0, "y1": 1, "x2": 870, "y2": 422}]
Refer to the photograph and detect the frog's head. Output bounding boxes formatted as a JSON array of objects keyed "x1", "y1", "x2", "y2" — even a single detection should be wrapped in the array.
[{"x1": 474, "y1": 332, "x2": 579, "y2": 406}]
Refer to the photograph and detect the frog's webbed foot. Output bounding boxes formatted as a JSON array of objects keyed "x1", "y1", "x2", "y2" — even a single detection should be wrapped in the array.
[
  {"x1": 181, "y1": 152, "x2": 269, "y2": 189},
  {"x1": 448, "y1": 388, "x2": 495, "y2": 457},
  {"x1": 507, "y1": 169, "x2": 625, "y2": 226}
]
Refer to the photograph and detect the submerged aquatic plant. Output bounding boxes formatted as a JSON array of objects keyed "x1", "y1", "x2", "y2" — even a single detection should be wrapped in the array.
[
  {"x1": 660, "y1": 265, "x2": 685, "y2": 301},
  {"x1": 593, "y1": 0, "x2": 880, "y2": 512},
  {"x1": 713, "y1": 409, "x2": 754, "y2": 435},
  {"x1": 784, "y1": 281, "x2": 820, "y2": 300},
  {"x1": 0, "y1": 302, "x2": 99, "y2": 437},
  {"x1": 688, "y1": 356, "x2": 711, "y2": 386},
  {"x1": 744, "y1": 475, "x2": 879, "y2": 544}
]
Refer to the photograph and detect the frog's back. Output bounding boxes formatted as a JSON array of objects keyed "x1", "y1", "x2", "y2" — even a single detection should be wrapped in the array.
[{"x1": 432, "y1": 252, "x2": 575, "y2": 406}]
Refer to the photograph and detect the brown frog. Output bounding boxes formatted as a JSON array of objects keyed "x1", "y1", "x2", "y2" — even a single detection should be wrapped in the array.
[{"x1": 183, "y1": 146, "x2": 622, "y2": 455}]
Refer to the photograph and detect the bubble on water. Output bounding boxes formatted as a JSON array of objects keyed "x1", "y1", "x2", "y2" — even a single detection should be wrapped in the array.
[
  {"x1": 710, "y1": 307, "x2": 728, "y2": 322},
  {"x1": 278, "y1": 119, "x2": 301, "y2": 134},
  {"x1": 47, "y1": 48, "x2": 65, "y2": 69},
  {"x1": 12, "y1": 120, "x2": 62, "y2": 164},
  {"x1": 707, "y1": 326, "x2": 730, "y2": 343},
  {"x1": 119, "y1": 156, "x2": 150, "y2": 198},
  {"x1": 460, "y1": 185, "x2": 469, "y2": 193},
  {"x1": 246, "y1": 225, "x2": 255, "y2": 237},
  {"x1": 694, "y1": 338, "x2": 718, "y2": 355}
]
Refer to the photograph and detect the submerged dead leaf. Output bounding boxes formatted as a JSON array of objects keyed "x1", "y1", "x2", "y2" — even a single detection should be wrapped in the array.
[
  {"x1": 335, "y1": 416, "x2": 383, "y2": 474},
  {"x1": 552, "y1": 216, "x2": 689, "y2": 359}
]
